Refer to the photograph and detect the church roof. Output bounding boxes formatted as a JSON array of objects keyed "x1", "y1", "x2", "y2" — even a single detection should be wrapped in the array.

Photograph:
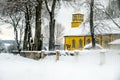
[{"x1": 65, "y1": 18, "x2": 120, "y2": 36}]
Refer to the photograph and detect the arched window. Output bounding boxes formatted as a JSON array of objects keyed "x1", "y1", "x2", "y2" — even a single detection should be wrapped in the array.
[
  {"x1": 72, "y1": 40, "x2": 75, "y2": 48},
  {"x1": 96, "y1": 39, "x2": 99, "y2": 44},
  {"x1": 79, "y1": 39, "x2": 82, "y2": 48},
  {"x1": 73, "y1": 15, "x2": 77, "y2": 21},
  {"x1": 87, "y1": 39, "x2": 90, "y2": 44}
]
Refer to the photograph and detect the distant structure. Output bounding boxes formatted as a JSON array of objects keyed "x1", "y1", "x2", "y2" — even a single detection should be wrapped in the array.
[
  {"x1": 71, "y1": 14, "x2": 84, "y2": 28},
  {"x1": 64, "y1": 14, "x2": 120, "y2": 50}
]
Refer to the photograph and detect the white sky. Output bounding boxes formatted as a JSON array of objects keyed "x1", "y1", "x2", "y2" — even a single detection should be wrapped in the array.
[{"x1": 0, "y1": 24, "x2": 14, "y2": 40}]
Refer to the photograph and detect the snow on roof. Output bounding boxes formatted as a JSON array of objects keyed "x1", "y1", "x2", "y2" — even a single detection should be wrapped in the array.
[
  {"x1": 83, "y1": 43, "x2": 103, "y2": 50},
  {"x1": 65, "y1": 23, "x2": 90, "y2": 36},
  {"x1": 65, "y1": 18, "x2": 120, "y2": 36},
  {"x1": 109, "y1": 39, "x2": 120, "y2": 45}
]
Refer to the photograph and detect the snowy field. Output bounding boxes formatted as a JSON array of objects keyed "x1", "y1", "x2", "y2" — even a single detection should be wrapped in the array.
[{"x1": 0, "y1": 50, "x2": 120, "y2": 80}]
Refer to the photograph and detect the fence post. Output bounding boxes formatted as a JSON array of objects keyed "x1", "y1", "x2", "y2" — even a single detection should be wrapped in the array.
[
  {"x1": 74, "y1": 50, "x2": 79, "y2": 61},
  {"x1": 35, "y1": 52, "x2": 41, "y2": 60},
  {"x1": 56, "y1": 50, "x2": 60, "y2": 61},
  {"x1": 41, "y1": 50, "x2": 45, "y2": 59},
  {"x1": 100, "y1": 51, "x2": 105, "y2": 65}
]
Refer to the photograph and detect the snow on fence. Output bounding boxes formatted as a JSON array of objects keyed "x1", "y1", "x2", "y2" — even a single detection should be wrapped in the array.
[
  {"x1": 19, "y1": 50, "x2": 74, "y2": 60},
  {"x1": 12, "y1": 49, "x2": 120, "y2": 65}
]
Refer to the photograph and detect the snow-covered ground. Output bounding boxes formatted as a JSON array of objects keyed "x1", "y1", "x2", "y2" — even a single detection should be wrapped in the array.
[{"x1": 0, "y1": 50, "x2": 120, "y2": 80}]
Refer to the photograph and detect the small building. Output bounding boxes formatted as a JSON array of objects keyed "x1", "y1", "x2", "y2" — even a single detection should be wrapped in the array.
[
  {"x1": 109, "y1": 39, "x2": 120, "y2": 49},
  {"x1": 64, "y1": 14, "x2": 120, "y2": 50}
]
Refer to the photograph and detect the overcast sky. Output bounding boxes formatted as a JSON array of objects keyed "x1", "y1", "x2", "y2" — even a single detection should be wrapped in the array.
[{"x1": 0, "y1": 24, "x2": 14, "y2": 40}]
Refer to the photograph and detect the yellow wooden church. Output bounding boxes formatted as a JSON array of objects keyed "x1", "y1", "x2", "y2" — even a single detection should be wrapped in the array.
[{"x1": 64, "y1": 14, "x2": 120, "y2": 50}]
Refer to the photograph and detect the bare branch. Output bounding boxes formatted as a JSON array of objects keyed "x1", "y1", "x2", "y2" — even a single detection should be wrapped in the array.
[
  {"x1": 94, "y1": 6, "x2": 120, "y2": 29},
  {"x1": 0, "y1": 17, "x2": 12, "y2": 24},
  {"x1": 44, "y1": 0, "x2": 51, "y2": 14}
]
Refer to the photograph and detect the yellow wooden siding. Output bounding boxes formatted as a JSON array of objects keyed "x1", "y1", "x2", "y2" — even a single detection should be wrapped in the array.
[
  {"x1": 64, "y1": 37, "x2": 71, "y2": 50},
  {"x1": 96, "y1": 36, "x2": 102, "y2": 45},
  {"x1": 85, "y1": 36, "x2": 92, "y2": 45},
  {"x1": 73, "y1": 36, "x2": 84, "y2": 50},
  {"x1": 64, "y1": 34, "x2": 119, "y2": 50},
  {"x1": 71, "y1": 22, "x2": 82, "y2": 28},
  {"x1": 100, "y1": 35, "x2": 109, "y2": 48},
  {"x1": 64, "y1": 36, "x2": 84, "y2": 50}
]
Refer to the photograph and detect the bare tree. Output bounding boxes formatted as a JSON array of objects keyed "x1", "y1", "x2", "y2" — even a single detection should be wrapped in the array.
[
  {"x1": 0, "y1": 0, "x2": 25, "y2": 53},
  {"x1": 55, "y1": 23, "x2": 65, "y2": 45},
  {"x1": 44, "y1": 0, "x2": 57, "y2": 50},
  {"x1": 0, "y1": 0, "x2": 36, "y2": 51},
  {"x1": 43, "y1": 0, "x2": 87, "y2": 50},
  {"x1": 43, "y1": 23, "x2": 65, "y2": 49},
  {"x1": 106, "y1": 0, "x2": 120, "y2": 18},
  {"x1": 10, "y1": 13, "x2": 24, "y2": 53},
  {"x1": 94, "y1": 3, "x2": 120, "y2": 29},
  {"x1": 22, "y1": 0, "x2": 35, "y2": 50},
  {"x1": 0, "y1": 12, "x2": 24, "y2": 53}
]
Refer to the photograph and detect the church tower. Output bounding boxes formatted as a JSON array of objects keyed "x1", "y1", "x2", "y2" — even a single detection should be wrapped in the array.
[{"x1": 71, "y1": 14, "x2": 84, "y2": 28}]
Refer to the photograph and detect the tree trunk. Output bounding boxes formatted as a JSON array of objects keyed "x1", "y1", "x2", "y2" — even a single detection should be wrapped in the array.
[
  {"x1": 14, "y1": 27, "x2": 21, "y2": 54},
  {"x1": 34, "y1": 0, "x2": 43, "y2": 50},
  {"x1": 90, "y1": 0, "x2": 96, "y2": 48},
  {"x1": 23, "y1": 22, "x2": 28, "y2": 50},
  {"x1": 48, "y1": 0, "x2": 57, "y2": 51},
  {"x1": 49, "y1": 16, "x2": 55, "y2": 50},
  {"x1": 23, "y1": 5, "x2": 32, "y2": 50},
  {"x1": 118, "y1": 0, "x2": 120, "y2": 10}
]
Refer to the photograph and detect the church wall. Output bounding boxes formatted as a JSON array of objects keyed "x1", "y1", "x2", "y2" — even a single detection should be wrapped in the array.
[{"x1": 64, "y1": 34, "x2": 120, "y2": 50}]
